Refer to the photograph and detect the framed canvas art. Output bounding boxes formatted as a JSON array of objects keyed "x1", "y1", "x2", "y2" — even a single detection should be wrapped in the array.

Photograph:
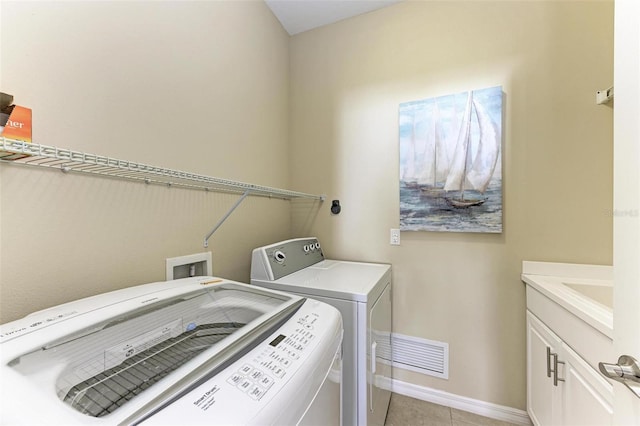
[{"x1": 399, "y1": 86, "x2": 503, "y2": 233}]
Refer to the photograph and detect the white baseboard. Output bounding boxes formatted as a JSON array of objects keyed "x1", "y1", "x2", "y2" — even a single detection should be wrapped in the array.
[{"x1": 383, "y1": 377, "x2": 532, "y2": 425}]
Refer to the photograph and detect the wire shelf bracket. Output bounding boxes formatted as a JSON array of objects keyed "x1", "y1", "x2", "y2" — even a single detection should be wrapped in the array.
[{"x1": 203, "y1": 189, "x2": 250, "y2": 248}]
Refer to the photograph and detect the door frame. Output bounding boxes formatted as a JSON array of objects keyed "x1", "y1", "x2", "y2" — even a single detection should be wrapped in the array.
[{"x1": 612, "y1": 0, "x2": 640, "y2": 422}]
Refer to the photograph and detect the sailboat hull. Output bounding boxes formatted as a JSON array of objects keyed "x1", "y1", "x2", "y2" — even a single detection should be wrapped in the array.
[
  {"x1": 420, "y1": 185, "x2": 446, "y2": 197},
  {"x1": 445, "y1": 197, "x2": 486, "y2": 208}
]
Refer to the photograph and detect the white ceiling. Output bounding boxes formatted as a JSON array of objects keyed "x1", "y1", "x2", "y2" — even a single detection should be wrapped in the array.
[{"x1": 265, "y1": 0, "x2": 402, "y2": 35}]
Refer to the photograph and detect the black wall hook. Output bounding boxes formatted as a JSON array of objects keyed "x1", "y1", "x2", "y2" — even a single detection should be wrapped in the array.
[{"x1": 331, "y1": 200, "x2": 341, "y2": 215}]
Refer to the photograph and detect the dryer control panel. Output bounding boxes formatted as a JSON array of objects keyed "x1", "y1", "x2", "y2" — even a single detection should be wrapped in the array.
[{"x1": 251, "y1": 237, "x2": 325, "y2": 281}]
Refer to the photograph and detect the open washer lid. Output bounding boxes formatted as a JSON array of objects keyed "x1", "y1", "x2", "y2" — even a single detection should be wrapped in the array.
[{"x1": 0, "y1": 278, "x2": 304, "y2": 424}]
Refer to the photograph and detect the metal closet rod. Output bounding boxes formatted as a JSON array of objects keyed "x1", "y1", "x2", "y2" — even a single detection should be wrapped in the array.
[{"x1": 0, "y1": 138, "x2": 326, "y2": 247}]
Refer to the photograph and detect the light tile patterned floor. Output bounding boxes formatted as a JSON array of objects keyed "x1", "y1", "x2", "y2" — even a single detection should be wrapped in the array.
[{"x1": 384, "y1": 393, "x2": 519, "y2": 426}]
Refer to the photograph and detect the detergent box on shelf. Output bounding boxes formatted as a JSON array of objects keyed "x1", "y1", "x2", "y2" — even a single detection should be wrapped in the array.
[{"x1": 0, "y1": 92, "x2": 33, "y2": 160}]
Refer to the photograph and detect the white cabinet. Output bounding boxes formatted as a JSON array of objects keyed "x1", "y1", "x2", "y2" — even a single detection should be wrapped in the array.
[{"x1": 527, "y1": 311, "x2": 613, "y2": 426}]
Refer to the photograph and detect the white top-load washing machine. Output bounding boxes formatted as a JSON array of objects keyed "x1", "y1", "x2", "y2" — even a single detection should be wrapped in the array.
[
  {"x1": 0, "y1": 276, "x2": 342, "y2": 425},
  {"x1": 251, "y1": 237, "x2": 392, "y2": 426}
]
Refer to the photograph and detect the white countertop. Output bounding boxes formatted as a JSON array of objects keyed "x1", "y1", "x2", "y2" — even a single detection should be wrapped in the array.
[{"x1": 522, "y1": 261, "x2": 613, "y2": 338}]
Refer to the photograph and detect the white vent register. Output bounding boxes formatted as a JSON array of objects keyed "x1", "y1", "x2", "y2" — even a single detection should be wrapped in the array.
[{"x1": 376, "y1": 332, "x2": 449, "y2": 379}]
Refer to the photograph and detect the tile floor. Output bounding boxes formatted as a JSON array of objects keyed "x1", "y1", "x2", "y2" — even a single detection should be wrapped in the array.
[{"x1": 384, "y1": 393, "x2": 519, "y2": 426}]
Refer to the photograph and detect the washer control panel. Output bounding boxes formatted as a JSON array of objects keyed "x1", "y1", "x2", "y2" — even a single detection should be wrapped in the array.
[
  {"x1": 144, "y1": 300, "x2": 340, "y2": 425},
  {"x1": 226, "y1": 317, "x2": 316, "y2": 401}
]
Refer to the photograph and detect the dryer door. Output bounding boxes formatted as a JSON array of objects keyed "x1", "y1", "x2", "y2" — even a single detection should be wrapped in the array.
[{"x1": 368, "y1": 284, "x2": 392, "y2": 426}]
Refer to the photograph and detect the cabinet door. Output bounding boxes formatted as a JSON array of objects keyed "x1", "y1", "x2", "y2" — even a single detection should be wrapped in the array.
[
  {"x1": 561, "y1": 342, "x2": 613, "y2": 426},
  {"x1": 527, "y1": 311, "x2": 562, "y2": 426}
]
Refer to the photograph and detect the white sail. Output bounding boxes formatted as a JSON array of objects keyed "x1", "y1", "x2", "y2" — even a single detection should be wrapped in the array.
[
  {"x1": 401, "y1": 112, "x2": 418, "y2": 183},
  {"x1": 418, "y1": 106, "x2": 434, "y2": 185},
  {"x1": 443, "y1": 92, "x2": 473, "y2": 192},
  {"x1": 443, "y1": 98, "x2": 458, "y2": 180},
  {"x1": 433, "y1": 101, "x2": 450, "y2": 183},
  {"x1": 418, "y1": 101, "x2": 449, "y2": 187},
  {"x1": 467, "y1": 98, "x2": 500, "y2": 193},
  {"x1": 443, "y1": 91, "x2": 499, "y2": 195}
]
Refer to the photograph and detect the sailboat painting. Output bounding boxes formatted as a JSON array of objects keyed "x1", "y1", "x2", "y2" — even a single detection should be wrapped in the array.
[{"x1": 399, "y1": 86, "x2": 503, "y2": 233}]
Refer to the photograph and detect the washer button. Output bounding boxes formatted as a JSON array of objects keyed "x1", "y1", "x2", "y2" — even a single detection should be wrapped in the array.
[
  {"x1": 248, "y1": 385, "x2": 266, "y2": 400},
  {"x1": 227, "y1": 373, "x2": 244, "y2": 385},
  {"x1": 238, "y1": 379, "x2": 253, "y2": 392},
  {"x1": 259, "y1": 375, "x2": 275, "y2": 388},
  {"x1": 248, "y1": 369, "x2": 261, "y2": 380}
]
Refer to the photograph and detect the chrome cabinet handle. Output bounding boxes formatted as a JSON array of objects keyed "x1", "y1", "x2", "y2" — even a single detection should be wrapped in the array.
[
  {"x1": 546, "y1": 346, "x2": 564, "y2": 386},
  {"x1": 599, "y1": 355, "x2": 640, "y2": 399},
  {"x1": 552, "y1": 352, "x2": 565, "y2": 386}
]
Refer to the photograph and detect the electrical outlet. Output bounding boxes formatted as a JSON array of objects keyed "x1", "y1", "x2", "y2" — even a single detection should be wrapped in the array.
[{"x1": 390, "y1": 228, "x2": 400, "y2": 245}]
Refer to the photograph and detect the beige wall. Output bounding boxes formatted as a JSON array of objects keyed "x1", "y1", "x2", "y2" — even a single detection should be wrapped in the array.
[
  {"x1": 0, "y1": 1, "x2": 298, "y2": 323},
  {"x1": 289, "y1": 0, "x2": 613, "y2": 410}
]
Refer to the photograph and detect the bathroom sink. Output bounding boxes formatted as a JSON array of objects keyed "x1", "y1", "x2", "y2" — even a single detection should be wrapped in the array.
[
  {"x1": 562, "y1": 281, "x2": 613, "y2": 309},
  {"x1": 521, "y1": 261, "x2": 613, "y2": 339},
  {"x1": 522, "y1": 261, "x2": 614, "y2": 371}
]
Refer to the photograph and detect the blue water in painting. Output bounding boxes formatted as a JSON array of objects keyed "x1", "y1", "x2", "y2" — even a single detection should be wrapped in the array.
[{"x1": 399, "y1": 179, "x2": 502, "y2": 233}]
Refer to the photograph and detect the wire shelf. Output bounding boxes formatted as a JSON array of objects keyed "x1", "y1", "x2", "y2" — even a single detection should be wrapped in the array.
[
  {"x1": 1, "y1": 138, "x2": 325, "y2": 247},
  {"x1": 0, "y1": 138, "x2": 325, "y2": 201}
]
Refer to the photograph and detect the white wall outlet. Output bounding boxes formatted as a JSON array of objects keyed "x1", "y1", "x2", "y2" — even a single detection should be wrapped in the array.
[{"x1": 390, "y1": 228, "x2": 401, "y2": 245}]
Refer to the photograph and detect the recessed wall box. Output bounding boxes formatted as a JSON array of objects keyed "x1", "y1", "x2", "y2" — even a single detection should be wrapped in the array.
[{"x1": 166, "y1": 252, "x2": 212, "y2": 280}]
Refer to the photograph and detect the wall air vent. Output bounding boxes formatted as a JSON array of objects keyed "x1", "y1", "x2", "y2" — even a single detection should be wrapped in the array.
[{"x1": 375, "y1": 332, "x2": 449, "y2": 379}]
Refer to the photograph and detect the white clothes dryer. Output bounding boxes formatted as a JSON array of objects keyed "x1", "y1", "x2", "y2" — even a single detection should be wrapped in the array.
[{"x1": 251, "y1": 237, "x2": 392, "y2": 426}]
